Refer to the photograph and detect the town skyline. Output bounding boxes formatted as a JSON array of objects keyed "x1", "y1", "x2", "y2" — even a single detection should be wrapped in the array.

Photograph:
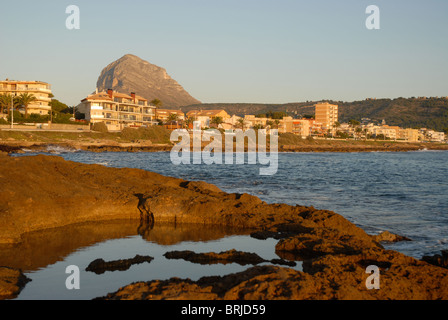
[{"x1": 1, "y1": 0, "x2": 447, "y2": 106}]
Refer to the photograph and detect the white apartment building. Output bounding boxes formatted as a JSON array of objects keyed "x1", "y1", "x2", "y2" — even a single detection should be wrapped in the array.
[
  {"x1": 77, "y1": 89, "x2": 156, "y2": 131},
  {"x1": 0, "y1": 79, "x2": 52, "y2": 115}
]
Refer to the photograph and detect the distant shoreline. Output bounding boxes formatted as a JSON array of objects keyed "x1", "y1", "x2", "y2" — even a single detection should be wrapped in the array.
[{"x1": 1, "y1": 139, "x2": 447, "y2": 154}]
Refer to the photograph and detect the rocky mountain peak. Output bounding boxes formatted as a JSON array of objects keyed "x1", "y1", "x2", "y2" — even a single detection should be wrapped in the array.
[{"x1": 96, "y1": 54, "x2": 201, "y2": 107}]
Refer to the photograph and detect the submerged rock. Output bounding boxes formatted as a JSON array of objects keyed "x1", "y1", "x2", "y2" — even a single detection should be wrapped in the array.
[
  {"x1": 164, "y1": 249, "x2": 266, "y2": 266},
  {"x1": 163, "y1": 249, "x2": 296, "y2": 267},
  {"x1": 86, "y1": 255, "x2": 154, "y2": 274}
]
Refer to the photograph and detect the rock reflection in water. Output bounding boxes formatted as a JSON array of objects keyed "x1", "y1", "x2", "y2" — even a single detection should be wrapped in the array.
[
  {"x1": 0, "y1": 219, "x2": 251, "y2": 273},
  {"x1": 136, "y1": 220, "x2": 250, "y2": 246}
]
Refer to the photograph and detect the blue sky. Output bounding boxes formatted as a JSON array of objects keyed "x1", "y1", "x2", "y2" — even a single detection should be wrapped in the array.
[{"x1": 1, "y1": 0, "x2": 447, "y2": 106}]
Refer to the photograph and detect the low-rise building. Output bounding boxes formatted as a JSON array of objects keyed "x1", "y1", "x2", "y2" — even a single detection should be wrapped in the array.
[
  {"x1": 292, "y1": 119, "x2": 311, "y2": 137},
  {"x1": 186, "y1": 109, "x2": 230, "y2": 120},
  {"x1": 425, "y1": 130, "x2": 445, "y2": 142},
  {"x1": 155, "y1": 109, "x2": 185, "y2": 122},
  {"x1": 278, "y1": 117, "x2": 294, "y2": 134},
  {"x1": 186, "y1": 109, "x2": 231, "y2": 128},
  {"x1": 371, "y1": 126, "x2": 397, "y2": 140},
  {"x1": 244, "y1": 115, "x2": 269, "y2": 128},
  {"x1": 77, "y1": 89, "x2": 156, "y2": 131},
  {"x1": 397, "y1": 128, "x2": 419, "y2": 142}
]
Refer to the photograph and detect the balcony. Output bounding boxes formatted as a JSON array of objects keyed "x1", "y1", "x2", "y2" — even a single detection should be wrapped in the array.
[
  {"x1": 119, "y1": 116, "x2": 139, "y2": 121},
  {"x1": 2, "y1": 87, "x2": 52, "y2": 93}
]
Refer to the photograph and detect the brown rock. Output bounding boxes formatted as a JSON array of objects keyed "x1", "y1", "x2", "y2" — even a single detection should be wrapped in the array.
[
  {"x1": 99, "y1": 247, "x2": 448, "y2": 300},
  {"x1": 0, "y1": 267, "x2": 31, "y2": 300},
  {"x1": 275, "y1": 227, "x2": 382, "y2": 260},
  {"x1": 421, "y1": 250, "x2": 448, "y2": 269},
  {"x1": 98, "y1": 256, "x2": 448, "y2": 300},
  {"x1": 373, "y1": 231, "x2": 411, "y2": 242}
]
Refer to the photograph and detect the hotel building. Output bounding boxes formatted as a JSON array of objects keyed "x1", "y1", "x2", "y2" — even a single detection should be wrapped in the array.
[
  {"x1": 77, "y1": 89, "x2": 156, "y2": 131},
  {"x1": 315, "y1": 102, "x2": 339, "y2": 134},
  {"x1": 0, "y1": 79, "x2": 52, "y2": 115}
]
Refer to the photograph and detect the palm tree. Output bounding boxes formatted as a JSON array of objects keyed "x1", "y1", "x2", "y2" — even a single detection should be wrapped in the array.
[
  {"x1": 236, "y1": 118, "x2": 245, "y2": 130},
  {"x1": 18, "y1": 93, "x2": 37, "y2": 119},
  {"x1": 0, "y1": 94, "x2": 9, "y2": 115},
  {"x1": 185, "y1": 116, "x2": 195, "y2": 129},
  {"x1": 210, "y1": 116, "x2": 223, "y2": 127},
  {"x1": 273, "y1": 119, "x2": 280, "y2": 129},
  {"x1": 332, "y1": 121, "x2": 341, "y2": 138},
  {"x1": 355, "y1": 127, "x2": 363, "y2": 140},
  {"x1": 167, "y1": 113, "x2": 179, "y2": 122},
  {"x1": 363, "y1": 128, "x2": 369, "y2": 140},
  {"x1": 150, "y1": 99, "x2": 163, "y2": 108},
  {"x1": 167, "y1": 113, "x2": 179, "y2": 129},
  {"x1": 0, "y1": 93, "x2": 20, "y2": 116}
]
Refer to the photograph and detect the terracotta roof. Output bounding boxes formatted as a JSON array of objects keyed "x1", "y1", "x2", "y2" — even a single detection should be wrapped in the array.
[
  {"x1": 82, "y1": 93, "x2": 113, "y2": 102},
  {"x1": 82, "y1": 91, "x2": 148, "y2": 103},
  {"x1": 186, "y1": 110, "x2": 227, "y2": 117},
  {"x1": 135, "y1": 95, "x2": 147, "y2": 101},
  {"x1": 113, "y1": 92, "x2": 147, "y2": 101},
  {"x1": 112, "y1": 92, "x2": 133, "y2": 99}
]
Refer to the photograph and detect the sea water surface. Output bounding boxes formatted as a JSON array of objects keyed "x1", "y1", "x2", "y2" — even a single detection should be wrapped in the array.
[{"x1": 8, "y1": 149, "x2": 448, "y2": 299}]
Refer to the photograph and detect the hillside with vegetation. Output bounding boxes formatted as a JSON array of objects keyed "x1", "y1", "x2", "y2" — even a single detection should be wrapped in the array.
[{"x1": 179, "y1": 97, "x2": 448, "y2": 132}]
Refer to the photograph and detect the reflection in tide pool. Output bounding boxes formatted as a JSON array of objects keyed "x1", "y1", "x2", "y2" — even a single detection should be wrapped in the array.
[{"x1": 5, "y1": 221, "x2": 297, "y2": 300}]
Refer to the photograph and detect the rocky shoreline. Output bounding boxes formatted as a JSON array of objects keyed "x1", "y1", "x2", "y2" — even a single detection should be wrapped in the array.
[
  {"x1": 0, "y1": 153, "x2": 448, "y2": 300},
  {"x1": 1, "y1": 139, "x2": 448, "y2": 154}
]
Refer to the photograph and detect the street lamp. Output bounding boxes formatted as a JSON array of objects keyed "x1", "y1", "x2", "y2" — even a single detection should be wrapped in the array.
[{"x1": 10, "y1": 93, "x2": 16, "y2": 129}]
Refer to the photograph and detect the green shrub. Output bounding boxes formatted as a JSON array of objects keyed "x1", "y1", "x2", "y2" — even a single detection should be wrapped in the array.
[
  {"x1": 52, "y1": 113, "x2": 73, "y2": 124},
  {"x1": 8, "y1": 111, "x2": 24, "y2": 123},
  {"x1": 92, "y1": 122, "x2": 109, "y2": 133}
]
